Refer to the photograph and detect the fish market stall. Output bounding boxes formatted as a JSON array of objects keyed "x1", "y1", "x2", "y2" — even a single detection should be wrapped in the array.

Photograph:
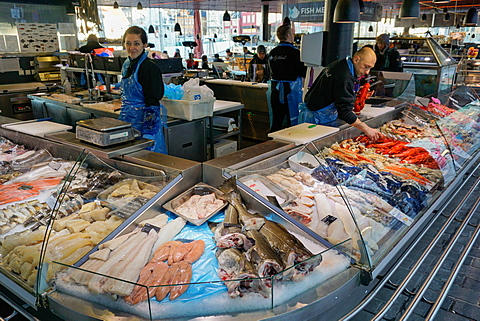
[{"x1": 0, "y1": 118, "x2": 201, "y2": 318}]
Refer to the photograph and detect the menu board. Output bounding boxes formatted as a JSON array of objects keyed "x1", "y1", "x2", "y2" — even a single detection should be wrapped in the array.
[{"x1": 17, "y1": 22, "x2": 59, "y2": 53}]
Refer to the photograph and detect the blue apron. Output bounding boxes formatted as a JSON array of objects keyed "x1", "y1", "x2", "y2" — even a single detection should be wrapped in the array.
[
  {"x1": 300, "y1": 57, "x2": 355, "y2": 126},
  {"x1": 267, "y1": 43, "x2": 304, "y2": 127},
  {"x1": 120, "y1": 52, "x2": 167, "y2": 154}
]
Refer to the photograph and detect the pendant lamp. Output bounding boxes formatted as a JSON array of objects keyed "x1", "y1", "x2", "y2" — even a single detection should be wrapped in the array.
[
  {"x1": 444, "y1": 12, "x2": 450, "y2": 21},
  {"x1": 473, "y1": 34, "x2": 476, "y2": 38},
  {"x1": 137, "y1": 2, "x2": 143, "y2": 10},
  {"x1": 174, "y1": 22, "x2": 182, "y2": 33},
  {"x1": 148, "y1": 25, "x2": 155, "y2": 33},
  {"x1": 456, "y1": 24, "x2": 461, "y2": 29},
  {"x1": 368, "y1": 25, "x2": 373, "y2": 32},
  {"x1": 464, "y1": 7, "x2": 478, "y2": 26},
  {"x1": 421, "y1": 13, "x2": 427, "y2": 22},
  {"x1": 283, "y1": 16, "x2": 291, "y2": 25},
  {"x1": 359, "y1": 0, "x2": 365, "y2": 14},
  {"x1": 399, "y1": 0, "x2": 420, "y2": 19},
  {"x1": 333, "y1": 0, "x2": 360, "y2": 23},
  {"x1": 411, "y1": 24, "x2": 416, "y2": 29},
  {"x1": 223, "y1": 11, "x2": 231, "y2": 22},
  {"x1": 164, "y1": 34, "x2": 168, "y2": 38},
  {"x1": 113, "y1": 1, "x2": 119, "y2": 9}
]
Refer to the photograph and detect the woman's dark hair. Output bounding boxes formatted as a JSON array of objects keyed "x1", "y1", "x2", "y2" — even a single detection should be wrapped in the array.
[{"x1": 123, "y1": 26, "x2": 148, "y2": 45}]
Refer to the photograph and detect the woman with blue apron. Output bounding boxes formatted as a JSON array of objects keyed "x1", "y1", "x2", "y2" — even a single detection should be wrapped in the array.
[
  {"x1": 267, "y1": 24, "x2": 307, "y2": 132},
  {"x1": 120, "y1": 26, "x2": 167, "y2": 154}
]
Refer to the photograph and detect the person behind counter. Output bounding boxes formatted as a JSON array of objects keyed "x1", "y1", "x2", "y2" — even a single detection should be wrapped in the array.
[
  {"x1": 243, "y1": 47, "x2": 253, "y2": 55},
  {"x1": 78, "y1": 34, "x2": 103, "y2": 53},
  {"x1": 303, "y1": 47, "x2": 383, "y2": 141},
  {"x1": 119, "y1": 26, "x2": 167, "y2": 154},
  {"x1": 225, "y1": 49, "x2": 233, "y2": 60},
  {"x1": 373, "y1": 34, "x2": 402, "y2": 72},
  {"x1": 201, "y1": 55, "x2": 209, "y2": 70},
  {"x1": 174, "y1": 48, "x2": 181, "y2": 58},
  {"x1": 267, "y1": 24, "x2": 307, "y2": 132},
  {"x1": 213, "y1": 53, "x2": 224, "y2": 63},
  {"x1": 248, "y1": 45, "x2": 269, "y2": 83}
]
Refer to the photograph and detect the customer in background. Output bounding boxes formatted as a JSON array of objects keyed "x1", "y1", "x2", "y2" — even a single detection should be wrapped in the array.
[
  {"x1": 119, "y1": 26, "x2": 167, "y2": 154},
  {"x1": 225, "y1": 49, "x2": 233, "y2": 60},
  {"x1": 78, "y1": 34, "x2": 103, "y2": 53},
  {"x1": 267, "y1": 24, "x2": 307, "y2": 132},
  {"x1": 201, "y1": 55, "x2": 209, "y2": 69},
  {"x1": 242, "y1": 47, "x2": 253, "y2": 55},
  {"x1": 173, "y1": 48, "x2": 181, "y2": 58},
  {"x1": 213, "y1": 53, "x2": 224, "y2": 62},
  {"x1": 303, "y1": 47, "x2": 383, "y2": 141},
  {"x1": 186, "y1": 53, "x2": 199, "y2": 69},
  {"x1": 248, "y1": 45, "x2": 269, "y2": 83},
  {"x1": 373, "y1": 34, "x2": 402, "y2": 72}
]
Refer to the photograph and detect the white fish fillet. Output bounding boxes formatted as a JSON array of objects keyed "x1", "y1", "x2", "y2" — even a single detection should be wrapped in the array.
[
  {"x1": 4, "y1": 161, "x2": 74, "y2": 185},
  {"x1": 103, "y1": 229, "x2": 158, "y2": 296},
  {"x1": 98, "y1": 229, "x2": 139, "y2": 251},
  {"x1": 311, "y1": 193, "x2": 332, "y2": 238},
  {"x1": 87, "y1": 231, "x2": 147, "y2": 294},
  {"x1": 138, "y1": 214, "x2": 169, "y2": 228},
  {"x1": 149, "y1": 217, "x2": 186, "y2": 260},
  {"x1": 89, "y1": 248, "x2": 111, "y2": 261}
]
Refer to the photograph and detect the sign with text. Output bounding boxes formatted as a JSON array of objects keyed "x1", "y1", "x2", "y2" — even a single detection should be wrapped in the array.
[{"x1": 282, "y1": 2, "x2": 381, "y2": 22}]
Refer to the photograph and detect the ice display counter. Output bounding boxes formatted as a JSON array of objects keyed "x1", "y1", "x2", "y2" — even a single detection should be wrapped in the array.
[{"x1": 0, "y1": 84, "x2": 479, "y2": 320}]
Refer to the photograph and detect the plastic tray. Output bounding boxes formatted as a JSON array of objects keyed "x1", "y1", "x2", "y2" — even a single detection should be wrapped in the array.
[
  {"x1": 163, "y1": 183, "x2": 227, "y2": 226},
  {"x1": 288, "y1": 152, "x2": 320, "y2": 174},
  {"x1": 161, "y1": 98, "x2": 215, "y2": 121},
  {"x1": 240, "y1": 174, "x2": 295, "y2": 206}
]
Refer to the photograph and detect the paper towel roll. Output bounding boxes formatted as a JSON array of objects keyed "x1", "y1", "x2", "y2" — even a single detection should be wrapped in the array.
[{"x1": 212, "y1": 116, "x2": 237, "y2": 132}]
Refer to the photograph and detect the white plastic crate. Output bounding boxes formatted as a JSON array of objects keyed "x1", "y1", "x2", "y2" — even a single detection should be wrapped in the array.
[{"x1": 161, "y1": 97, "x2": 215, "y2": 121}]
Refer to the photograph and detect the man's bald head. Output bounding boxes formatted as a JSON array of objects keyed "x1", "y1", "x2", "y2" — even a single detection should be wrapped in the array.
[{"x1": 352, "y1": 47, "x2": 376, "y2": 77}]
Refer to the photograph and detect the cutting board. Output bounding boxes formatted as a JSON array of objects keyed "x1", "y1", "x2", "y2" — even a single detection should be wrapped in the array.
[
  {"x1": 360, "y1": 105, "x2": 395, "y2": 118},
  {"x1": 2, "y1": 121, "x2": 72, "y2": 137},
  {"x1": 268, "y1": 123, "x2": 339, "y2": 145}
]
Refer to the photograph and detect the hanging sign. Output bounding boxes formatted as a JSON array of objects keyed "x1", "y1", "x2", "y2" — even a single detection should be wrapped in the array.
[{"x1": 282, "y1": 2, "x2": 381, "y2": 22}]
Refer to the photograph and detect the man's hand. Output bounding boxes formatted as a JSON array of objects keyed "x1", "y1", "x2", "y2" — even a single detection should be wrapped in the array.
[{"x1": 350, "y1": 118, "x2": 385, "y2": 142}]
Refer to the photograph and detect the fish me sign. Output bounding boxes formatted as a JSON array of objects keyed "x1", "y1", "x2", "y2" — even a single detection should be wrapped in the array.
[{"x1": 283, "y1": 2, "x2": 381, "y2": 22}]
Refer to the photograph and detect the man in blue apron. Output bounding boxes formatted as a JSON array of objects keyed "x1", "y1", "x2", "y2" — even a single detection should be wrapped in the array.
[
  {"x1": 303, "y1": 47, "x2": 383, "y2": 141},
  {"x1": 120, "y1": 26, "x2": 167, "y2": 154},
  {"x1": 267, "y1": 24, "x2": 307, "y2": 132}
]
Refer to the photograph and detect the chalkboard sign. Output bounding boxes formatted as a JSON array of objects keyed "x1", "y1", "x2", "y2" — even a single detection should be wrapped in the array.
[
  {"x1": 113, "y1": 196, "x2": 150, "y2": 220},
  {"x1": 141, "y1": 223, "x2": 161, "y2": 233}
]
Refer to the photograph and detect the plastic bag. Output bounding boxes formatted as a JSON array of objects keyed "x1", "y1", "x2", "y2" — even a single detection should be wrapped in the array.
[
  {"x1": 163, "y1": 83, "x2": 184, "y2": 100},
  {"x1": 183, "y1": 78, "x2": 214, "y2": 101}
]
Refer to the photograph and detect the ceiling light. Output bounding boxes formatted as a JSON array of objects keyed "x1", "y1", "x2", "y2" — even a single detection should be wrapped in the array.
[
  {"x1": 473, "y1": 34, "x2": 476, "y2": 38},
  {"x1": 444, "y1": 12, "x2": 450, "y2": 21},
  {"x1": 223, "y1": 10, "x2": 231, "y2": 22},
  {"x1": 464, "y1": 7, "x2": 478, "y2": 26},
  {"x1": 174, "y1": 22, "x2": 182, "y2": 33},
  {"x1": 421, "y1": 13, "x2": 427, "y2": 22},
  {"x1": 113, "y1": 1, "x2": 119, "y2": 9},
  {"x1": 137, "y1": 2, "x2": 143, "y2": 10},
  {"x1": 412, "y1": 24, "x2": 416, "y2": 29},
  {"x1": 399, "y1": 0, "x2": 420, "y2": 19},
  {"x1": 334, "y1": 0, "x2": 360, "y2": 23},
  {"x1": 148, "y1": 25, "x2": 155, "y2": 33},
  {"x1": 164, "y1": 34, "x2": 167, "y2": 38},
  {"x1": 368, "y1": 25, "x2": 373, "y2": 32},
  {"x1": 283, "y1": 16, "x2": 291, "y2": 25}
]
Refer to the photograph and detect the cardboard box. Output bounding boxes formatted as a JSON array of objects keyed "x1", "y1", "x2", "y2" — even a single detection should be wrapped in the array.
[{"x1": 207, "y1": 139, "x2": 237, "y2": 159}]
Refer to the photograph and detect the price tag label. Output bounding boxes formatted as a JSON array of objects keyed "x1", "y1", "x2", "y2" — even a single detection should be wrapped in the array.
[
  {"x1": 321, "y1": 215, "x2": 337, "y2": 225},
  {"x1": 113, "y1": 196, "x2": 149, "y2": 220},
  {"x1": 389, "y1": 207, "x2": 413, "y2": 226}
]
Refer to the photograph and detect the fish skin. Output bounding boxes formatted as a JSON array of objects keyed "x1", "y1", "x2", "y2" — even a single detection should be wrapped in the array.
[
  {"x1": 216, "y1": 248, "x2": 270, "y2": 298},
  {"x1": 214, "y1": 204, "x2": 254, "y2": 251},
  {"x1": 244, "y1": 229, "x2": 284, "y2": 286},
  {"x1": 219, "y1": 177, "x2": 322, "y2": 279}
]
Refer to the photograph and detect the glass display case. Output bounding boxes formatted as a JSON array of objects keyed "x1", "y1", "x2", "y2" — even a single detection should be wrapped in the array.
[{"x1": 392, "y1": 36, "x2": 458, "y2": 97}]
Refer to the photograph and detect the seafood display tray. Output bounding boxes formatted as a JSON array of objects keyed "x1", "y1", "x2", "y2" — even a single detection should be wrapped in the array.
[
  {"x1": 163, "y1": 183, "x2": 227, "y2": 226},
  {"x1": 239, "y1": 174, "x2": 296, "y2": 206}
]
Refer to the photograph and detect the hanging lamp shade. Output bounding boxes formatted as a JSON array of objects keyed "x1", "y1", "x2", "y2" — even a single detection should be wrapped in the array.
[
  {"x1": 137, "y1": 2, "x2": 143, "y2": 10},
  {"x1": 456, "y1": 23, "x2": 461, "y2": 29},
  {"x1": 148, "y1": 25, "x2": 155, "y2": 33},
  {"x1": 283, "y1": 16, "x2": 291, "y2": 25},
  {"x1": 421, "y1": 13, "x2": 427, "y2": 22},
  {"x1": 223, "y1": 10, "x2": 231, "y2": 22},
  {"x1": 174, "y1": 22, "x2": 182, "y2": 32},
  {"x1": 399, "y1": 0, "x2": 420, "y2": 19},
  {"x1": 464, "y1": 7, "x2": 478, "y2": 26},
  {"x1": 368, "y1": 25, "x2": 373, "y2": 32},
  {"x1": 334, "y1": 0, "x2": 360, "y2": 23},
  {"x1": 444, "y1": 12, "x2": 450, "y2": 21},
  {"x1": 214, "y1": 33, "x2": 218, "y2": 38},
  {"x1": 164, "y1": 34, "x2": 168, "y2": 38},
  {"x1": 411, "y1": 24, "x2": 416, "y2": 29},
  {"x1": 234, "y1": 29, "x2": 237, "y2": 33},
  {"x1": 66, "y1": 1, "x2": 75, "y2": 15},
  {"x1": 113, "y1": 1, "x2": 119, "y2": 9},
  {"x1": 473, "y1": 34, "x2": 476, "y2": 38},
  {"x1": 359, "y1": 0, "x2": 365, "y2": 14}
]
